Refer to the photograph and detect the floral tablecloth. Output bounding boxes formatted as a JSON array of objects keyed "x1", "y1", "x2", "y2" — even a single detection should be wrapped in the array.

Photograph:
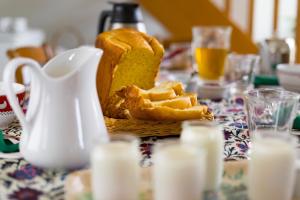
[{"x1": 0, "y1": 99, "x2": 250, "y2": 200}]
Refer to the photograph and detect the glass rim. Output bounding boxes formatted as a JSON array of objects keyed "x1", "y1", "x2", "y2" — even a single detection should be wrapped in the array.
[
  {"x1": 153, "y1": 139, "x2": 181, "y2": 153},
  {"x1": 192, "y1": 25, "x2": 232, "y2": 31},
  {"x1": 253, "y1": 131, "x2": 298, "y2": 147},
  {"x1": 109, "y1": 133, "x2": 140, "y2": 144},
  {"x1": 244, "y1": 88, "x2": 300, "y2": 101},
  {"x1": 182, "y1": 120, "x2": 221, "y2": 129},
  {"x1": 93, "y1": 133, "x2": 140, "y2": 148},
  {"x1": 228, "y1": 53, "x2": 260, "y2": 60},
  {"x1": 91, "y1": 134, "x2": 141, "y2": 161},
  {"x1": 153, "y1": 139, "x2": 205, "y2": 160}
]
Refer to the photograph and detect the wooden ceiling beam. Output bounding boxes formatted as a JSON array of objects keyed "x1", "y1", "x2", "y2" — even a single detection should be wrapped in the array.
[{"x1": 140, "y1": 0, "x2": 258, "y2": 54}]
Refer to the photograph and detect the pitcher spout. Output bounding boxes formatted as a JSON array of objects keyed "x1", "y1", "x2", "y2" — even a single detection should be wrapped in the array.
[
  {"x1": 42, "y1": 47, "x2": 103, "y2": 80},
  {"x1": 77, "y1": 47, "x2": 103, "y2": 78}
]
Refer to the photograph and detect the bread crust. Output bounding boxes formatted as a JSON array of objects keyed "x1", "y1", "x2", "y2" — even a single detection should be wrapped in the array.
[{"x1": 95, "y1": 28, "x2": 164, "y2": 111}]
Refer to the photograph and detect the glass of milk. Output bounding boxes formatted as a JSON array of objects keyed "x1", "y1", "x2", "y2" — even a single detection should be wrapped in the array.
[
  {"x1": 248, "y1": 131, "x2": 298, "y2": 200},
  {"x1": 245, "y1": 88, "x2": 299, "y2": 137},
  {"x1": 153, "y1": 140, "x2": 206, "y2": 200},
  {"x1": 91, "y1": 134, "x2": 140, "y2": 200},
  {"x1": 293, "y1": 149, "x2": 300, "y2": 199},
  {"x1": 181, "y1": 120, "x2": 224, "y2": 191}
]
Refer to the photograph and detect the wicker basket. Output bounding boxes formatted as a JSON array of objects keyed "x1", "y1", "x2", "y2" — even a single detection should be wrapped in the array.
[{"x1": 105, "y1": 117, "x2": 182, "y2": 137}]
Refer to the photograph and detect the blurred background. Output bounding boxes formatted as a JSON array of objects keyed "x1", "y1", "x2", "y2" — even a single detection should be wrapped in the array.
[
  {"x1": 0, "y1": 0, "x2": 168, "y2": 45},
  {"x1": 0, "y1": 0, "x2": 299, "y2": 80},
  {"x1": 0, "y1": 0, "x2": 297, "y2": 42}
]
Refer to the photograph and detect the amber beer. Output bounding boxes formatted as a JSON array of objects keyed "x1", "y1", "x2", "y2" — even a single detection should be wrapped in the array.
[
  {"x1": 195, "y1": 47, "x2": 228, "y2": 80},
  {"x1": 192, "y1": 26, "x2": 231, "y2": 80}
]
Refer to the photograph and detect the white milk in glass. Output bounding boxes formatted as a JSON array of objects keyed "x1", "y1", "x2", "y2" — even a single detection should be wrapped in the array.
[
  {"x1": 294, "y1": 160, "x2": 300, "y2": 199},
  {"x1": 181, "y1": 122, "x2": 224, "y2": 191},
  {"x1": 248, "y1": 135, "x2": 297, "y2": 200},
  {"x1": 91, "y1": 140, "x2": 140, "y2": 200},
  {"x1": 293, "y1": 149, "x2": 300, "y2": 199},
  {"x1": 153, "y1": 143, "x2": 206, "y2": 200}
]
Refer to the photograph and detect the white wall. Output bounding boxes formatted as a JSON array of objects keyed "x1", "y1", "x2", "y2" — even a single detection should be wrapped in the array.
[
  {"x1": 0, "y1": 0, "x2": 169, "y2": 46},
  {"x1": 278, "y1": 0, "x2": 297, "y2": 38},
  {"x1": 210, "y1": 0, "x2": 225, "y2": 10},
  {"x1": 1, "y1": 0, "x2": 297, "y2": 46},
  {"x1": 230, "y1": 0, "x2": 249, "y2": 33},
  {"x1": 0, "y1": 0, "x2": 104, "y2": 44},
  {"x1": 210, "y1": 0, "x2": 249, "y2": 33},
  {"x1": 252, "y1": 0, "x2": 274, "y2": 42}
]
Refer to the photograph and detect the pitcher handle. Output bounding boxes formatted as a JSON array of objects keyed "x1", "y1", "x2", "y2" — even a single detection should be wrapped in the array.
[{"x1": 3, "y1": 58, "x2": 43, "y2": 133}]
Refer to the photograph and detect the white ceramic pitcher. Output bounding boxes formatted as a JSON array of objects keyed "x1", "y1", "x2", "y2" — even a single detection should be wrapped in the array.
[{"x1": 3, "y1": 47, "x2": 108, "y2": 169}]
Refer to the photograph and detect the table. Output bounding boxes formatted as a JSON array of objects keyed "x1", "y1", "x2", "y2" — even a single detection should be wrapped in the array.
[{"x1": 0, "y1": 98, "x2": 250, "y2": 199}]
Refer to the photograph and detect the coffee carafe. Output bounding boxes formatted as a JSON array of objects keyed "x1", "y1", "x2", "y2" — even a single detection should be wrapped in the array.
[{"x1": 98, "y1": 2, "x2": 146, "y2": 34}]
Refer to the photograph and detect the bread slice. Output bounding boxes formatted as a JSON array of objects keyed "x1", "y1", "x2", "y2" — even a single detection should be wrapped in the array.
[
  {"x1": 117, "y1": 85, "x2": 177, "y2": 101},
  {"x1": 141, "y1": 105, "x2": 213, "y2": 121},
  {"x1": 147, "y1": 88, "x2": 177, "y2": 101},
  {"x1": 104, "y1": 94, "x2": 129, "y2": 119},
  {"x1": 151, "y1": 96, "x2": 193, "y2": 109},
  {"x1": 107, "y1": 84, "x2": 181, "y2": 118},
  {"x1": 182, "y1": 93, "x2": 197, "y2": 106},
  {"x1": 147, "y1": 81, "x2": 184, "y2": 100},
  {"x1": 95, "y1": 28, "x2": 164, "y2": 111},
  {"x1": 123, "y1": 96, "x2": 213, "y2": 121},
  {"x1": 156, "y1": 81, "x2": 184, "y2": 95}
]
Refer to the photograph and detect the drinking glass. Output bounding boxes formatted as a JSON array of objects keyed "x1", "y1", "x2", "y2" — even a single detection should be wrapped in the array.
[
  {"x1": 248, "y1": 132, "x2": 298, "y2": 200},
  {"x1": 153, "y1": 140, "x2": 206, "y2": 200},
  {"x1": 245, "y1": 88, "x2": 299, "y2": 136},
  {"x1": 192, "y1": 26, "x2": 232, "y2": 81},
  {"x1": 181, "y1": 120, "x2": 224, "y2": 191},
  {"x1": 227, "y1": 54, "x2": 260, "y2": 96},
  {"x1": 294, "y1": 150, "x2": 300, "y2": 198},
  {"x1": 91, "y1": 134, "x2": 140, "y2": 200}
]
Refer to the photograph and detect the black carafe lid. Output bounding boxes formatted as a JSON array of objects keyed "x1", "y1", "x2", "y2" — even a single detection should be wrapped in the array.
[{"x1": 110, "y1": 2, "x2": 143, "y2": 23}]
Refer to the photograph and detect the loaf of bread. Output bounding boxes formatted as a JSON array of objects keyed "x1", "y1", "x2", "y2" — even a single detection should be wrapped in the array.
[{"x1": 95, "y1": 28, "x2": 164, "y2": 112}]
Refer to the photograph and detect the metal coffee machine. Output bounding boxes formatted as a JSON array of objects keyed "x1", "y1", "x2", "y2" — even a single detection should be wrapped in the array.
[
  {"x1": 259, "y1": 35, "x2": 295, "y2": 74},
  {"x1": 98, "y1": 1, "x2": 146, "y2": 34}
]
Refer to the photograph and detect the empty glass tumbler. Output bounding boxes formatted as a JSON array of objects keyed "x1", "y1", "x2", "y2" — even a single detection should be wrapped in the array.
[
  {"x1": 245, "y1": 88, "x2": 299, "y2": 136},
  {"x1": 227, "y1": 53, "x2": 260, "y2": 96}
]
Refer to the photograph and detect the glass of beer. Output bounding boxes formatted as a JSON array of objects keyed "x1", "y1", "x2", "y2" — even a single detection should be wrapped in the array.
[{"x1": 192, "y1": 26, "x2": 232, "y2": 81}]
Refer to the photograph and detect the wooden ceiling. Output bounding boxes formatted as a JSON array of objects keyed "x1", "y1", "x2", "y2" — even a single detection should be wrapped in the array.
[{"x1": 140, "y1": 0, "x2": 258, "y2": 54}]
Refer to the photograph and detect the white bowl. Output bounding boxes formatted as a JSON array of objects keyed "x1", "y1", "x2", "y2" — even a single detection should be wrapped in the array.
[
  {"x1": 277, "y1": 64, "x2": 300, "y2": 92},
  {"x1": 0, "y1": 82, "x2": 26, "y2": 128},
  {"x1": 197, "y1": 81, "x2": 230, "y2": 99}
]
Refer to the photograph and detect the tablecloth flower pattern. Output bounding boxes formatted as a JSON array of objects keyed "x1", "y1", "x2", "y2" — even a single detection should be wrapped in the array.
[{"x1": 0, "y1": 99, "x2": 250, "y2": 199}]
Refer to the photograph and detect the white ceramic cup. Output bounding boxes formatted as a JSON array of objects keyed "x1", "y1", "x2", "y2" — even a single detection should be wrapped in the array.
[{"x1": 277, "y1": 64, "x2": 300, "y2": 93}]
